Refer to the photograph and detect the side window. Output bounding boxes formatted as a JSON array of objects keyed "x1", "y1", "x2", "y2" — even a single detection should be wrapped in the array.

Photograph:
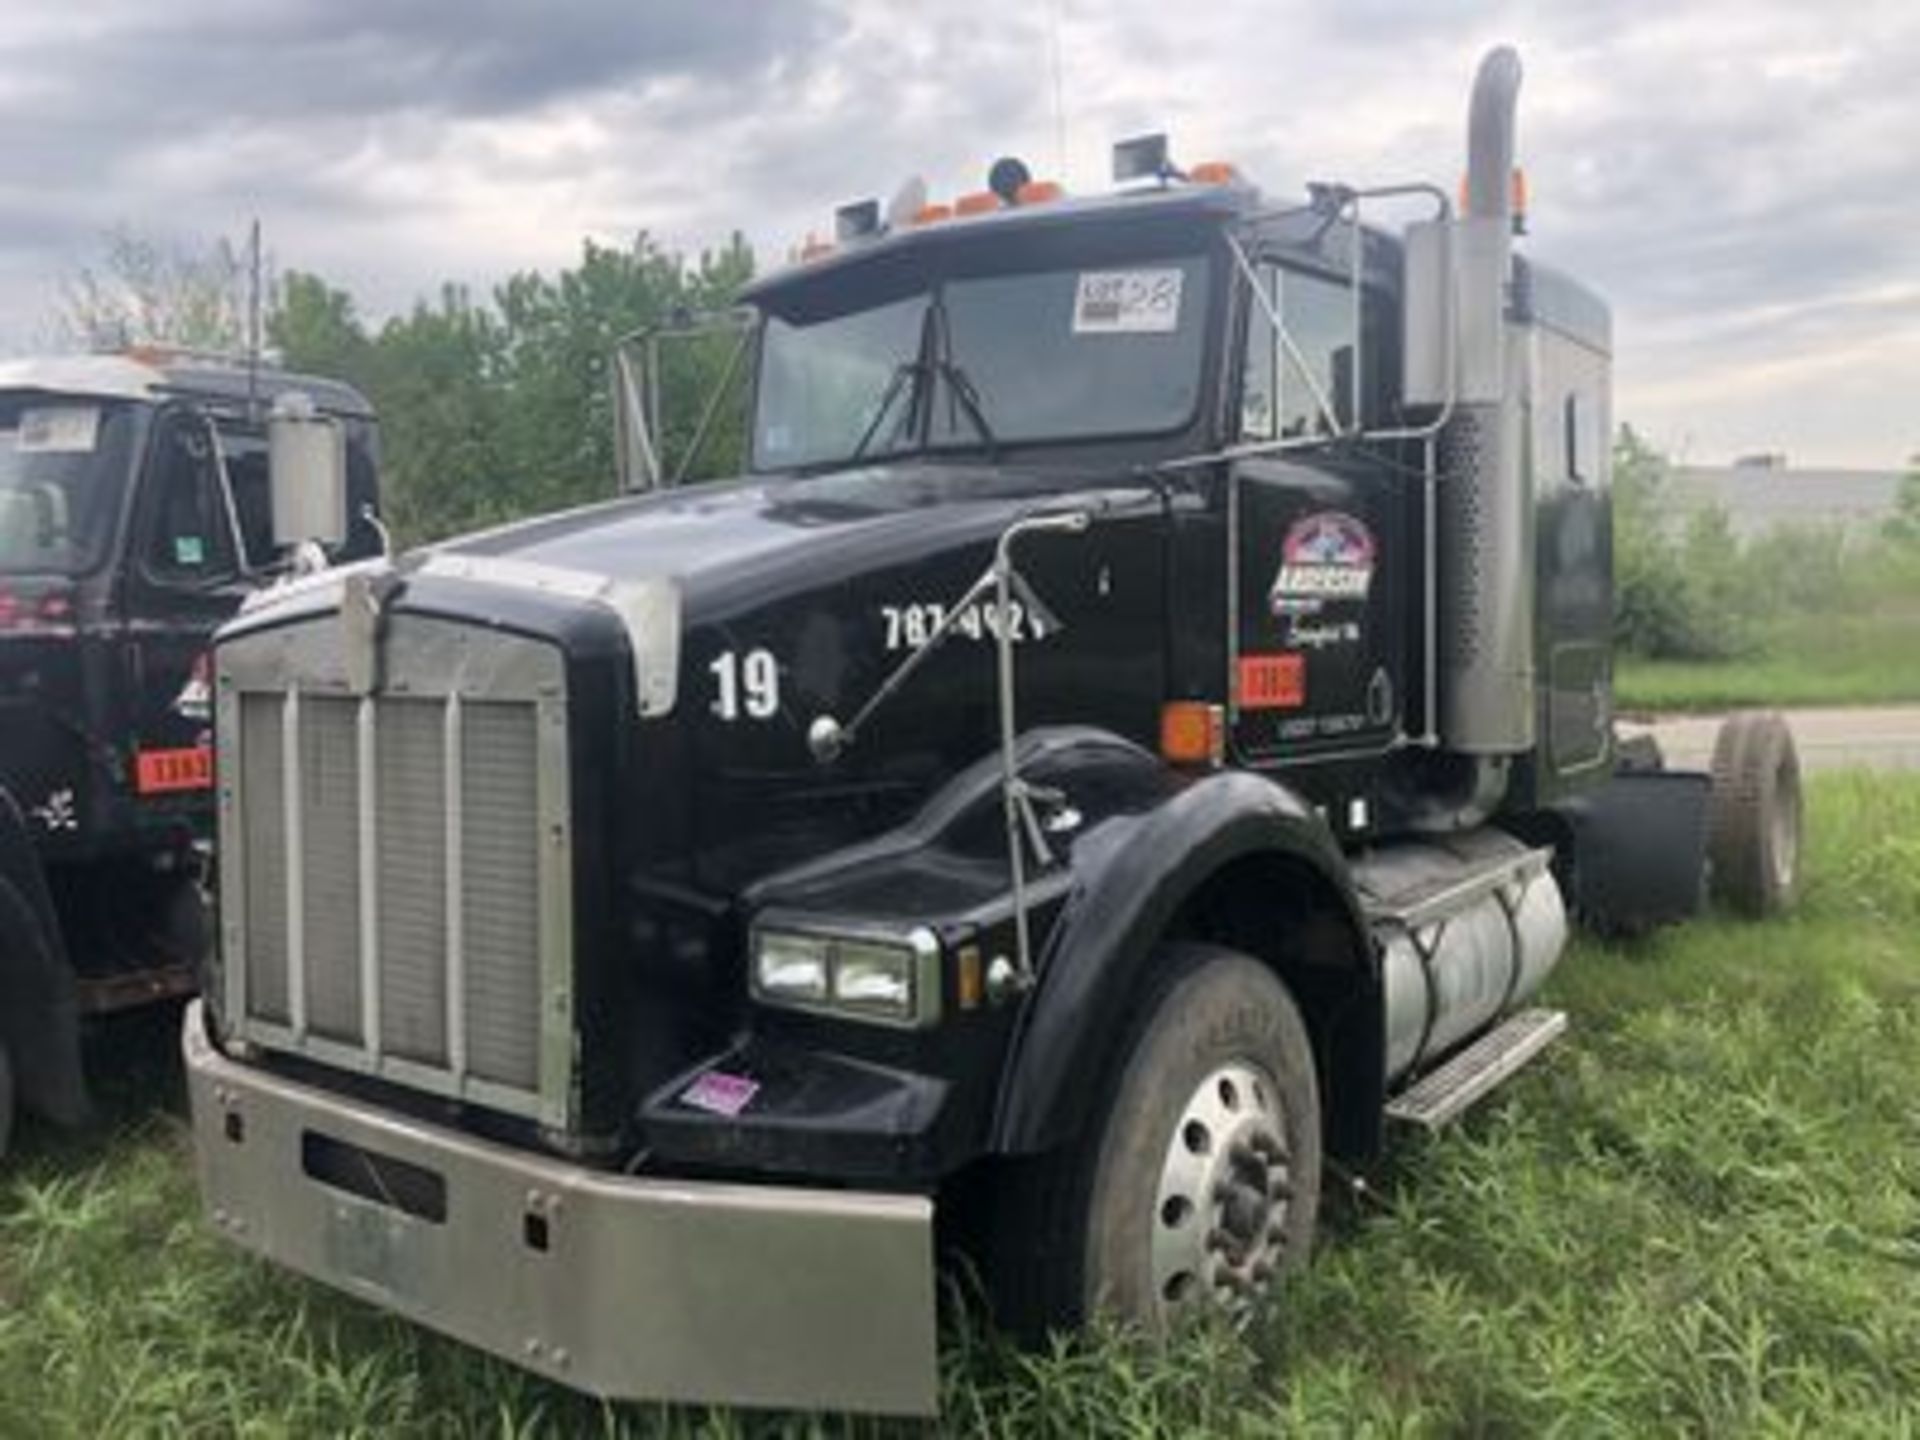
[
  {"x1": 1240, "y1": 263, "x2": 1366, "y2": 442},
  {"x1": 144, "y1": 415, "x2": 238, "y2": 585},
  {"x1": 218, "y1": 428, "x2": 278, "y2": 568}
]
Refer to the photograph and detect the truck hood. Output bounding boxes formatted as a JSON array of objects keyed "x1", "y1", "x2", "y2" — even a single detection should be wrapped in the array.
[{"x1": 440, "y1": 462, "x2": 1105, "y2": 617}]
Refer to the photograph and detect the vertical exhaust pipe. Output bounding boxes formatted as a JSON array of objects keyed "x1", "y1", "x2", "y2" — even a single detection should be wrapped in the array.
[{"x1": 1437, "y1": 45, "x2": 1534, "y2": 758}]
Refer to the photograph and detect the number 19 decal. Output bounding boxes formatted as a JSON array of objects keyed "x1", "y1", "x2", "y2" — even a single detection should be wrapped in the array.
[{"x1": 710, "y1": 648, "x2": 780, "y2": 721}]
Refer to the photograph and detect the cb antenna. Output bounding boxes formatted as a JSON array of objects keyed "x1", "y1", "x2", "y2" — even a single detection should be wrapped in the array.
[
  {"x1": 246, "y1": 217, "x2": 262, "y2": 421},
  {"x1": 1046, "y1": 0, "x2": 1068, "y2": 177}
]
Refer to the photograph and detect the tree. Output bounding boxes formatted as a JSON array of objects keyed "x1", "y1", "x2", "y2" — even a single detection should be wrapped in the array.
[
  {"x1": 1883, "y1": 454, "x2": 1920, "y2": 546},
  {"x1": 56, "y1": 227, "x2": 270, "y2": 353}
]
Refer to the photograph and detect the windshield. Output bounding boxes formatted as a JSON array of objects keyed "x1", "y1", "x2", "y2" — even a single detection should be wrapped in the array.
[
  {"x1": 753, "y1": 256, "x2": 1212, "y2": 470},
  {"x1": 0, "y1": 393, "x2": 142, "y2": 574}
]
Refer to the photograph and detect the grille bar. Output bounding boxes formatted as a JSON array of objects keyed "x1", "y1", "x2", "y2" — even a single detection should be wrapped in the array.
[{"x1": 220, "y1": 615, "x2": 571, "y2": 1129}]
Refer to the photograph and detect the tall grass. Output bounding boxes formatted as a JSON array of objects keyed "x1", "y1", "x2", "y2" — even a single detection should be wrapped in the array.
[{"x1": 4, "y1": 774, "x2": 1919, "y2": 1435}]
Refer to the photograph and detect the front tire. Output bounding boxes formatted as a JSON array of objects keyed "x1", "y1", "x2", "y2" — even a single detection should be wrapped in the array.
[{"x1": 985, "y1": 944, "x2": 1322, "y2": 1334}]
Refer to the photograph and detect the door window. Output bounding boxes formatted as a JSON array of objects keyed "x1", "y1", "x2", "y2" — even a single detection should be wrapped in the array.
[
  {"x1": 1240, "y1": 264, "x2": 1369, "y2": 442},
  {"x1": 144, "y1": 415, "x2": 238, "y2": 585}
]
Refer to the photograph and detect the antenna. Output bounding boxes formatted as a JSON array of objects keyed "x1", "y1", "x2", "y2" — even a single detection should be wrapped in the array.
[
  {"x1": 1045, "y1": 0, "x2": 1068, "y2": 177},
  {"x1": 247, "y1": 217, "x2": 262, "y2": 420}
]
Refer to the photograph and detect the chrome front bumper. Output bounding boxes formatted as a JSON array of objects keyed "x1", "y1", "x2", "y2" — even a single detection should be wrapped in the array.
[{"x1": 183, "y1": 1003, "x2": 939, "y2": 1416}]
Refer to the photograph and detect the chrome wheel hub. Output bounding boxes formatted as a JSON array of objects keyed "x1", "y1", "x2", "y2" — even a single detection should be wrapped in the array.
[{"x1": 1150, "y1": 1060, "x2": 1292, "y2": 1319}]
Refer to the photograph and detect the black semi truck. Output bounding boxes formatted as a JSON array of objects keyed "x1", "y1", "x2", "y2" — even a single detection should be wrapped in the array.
[
  {"x1": 184, "y1": 49, "x2": 1800, "y2": 1416},
  {"x1": 0, "y1": 352, "x2": 380, "y2": 1158}
]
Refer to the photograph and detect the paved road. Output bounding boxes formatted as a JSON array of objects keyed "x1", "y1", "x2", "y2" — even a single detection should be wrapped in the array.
[{"x1": 1629, "y1": 705, "x2": 1920, "y2": 773}]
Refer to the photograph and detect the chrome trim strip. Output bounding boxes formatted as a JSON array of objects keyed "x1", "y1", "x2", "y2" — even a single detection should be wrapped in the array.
[
  {"x1": 356, "y1": 696, "x2": 381, "y2": 1057},
  {"x1": 282, "y1": 688, "x2": 306, "y2": 1041},
  {"x1": 534, "y1": 692, "x2": 573, "y2": 1127},
  {"x1": 443, "y1": 692, "x2": 466, "y2": 1080}
]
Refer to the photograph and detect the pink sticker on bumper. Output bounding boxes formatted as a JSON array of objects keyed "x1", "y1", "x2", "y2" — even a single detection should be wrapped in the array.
[{"x1": 680, "y1": 1070, "x2": 760, "y2": 1117}]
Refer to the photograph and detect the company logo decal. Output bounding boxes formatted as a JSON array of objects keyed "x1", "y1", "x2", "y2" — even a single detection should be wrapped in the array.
[
  {"x1": 30, "y1": 788, "x2": 77, "y2": 832},
  {"x1": 1269, "y1": 511, "x2": 1376, "y2": 616}
]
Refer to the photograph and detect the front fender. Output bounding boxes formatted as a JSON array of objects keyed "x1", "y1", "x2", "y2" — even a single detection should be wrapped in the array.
[
  {"x1": 992, "y1": 768, "x2": 1373, "y2": 1153},
  {"x1": 0, "y1": 785, "x2": 88, "y2": 1128}
]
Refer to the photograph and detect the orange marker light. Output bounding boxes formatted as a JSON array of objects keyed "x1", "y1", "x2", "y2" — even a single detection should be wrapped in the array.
[
  {"x1": 954, "y1": 190, "x2": 1002, "y2": 216},
  {"x1": 956, "y1": 944, "x2": 984, "y2": 1011},
  {"x1": 911, "y1": 202, "x2": 954, "y2": 225},
  {"x1": 1014, "y1": 179, "x2": 1064, "y2": 205},
  {"x1": 1160, "y1": 702, "x2": 1225, "y2": 767},
  {"x1": 1189, "y1": 161, "x2": 1240, "y2": 186},
  {"x1": 798, "y1": 233, "x2": 835, "y2": 262}
]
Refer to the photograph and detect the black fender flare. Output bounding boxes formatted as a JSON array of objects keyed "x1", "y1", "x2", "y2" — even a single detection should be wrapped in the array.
[
  {"x1": 0, "y1": 785, "x2": 89, "y2": 1128},
  {"x1": 990, "y1": 767, "x2": 1379, "y2": 1156}
]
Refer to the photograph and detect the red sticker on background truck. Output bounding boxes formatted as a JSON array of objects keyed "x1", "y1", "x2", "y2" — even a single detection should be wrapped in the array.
[
  {"x1": 134, "y1": 746, "x2": 213, "y2": 795},
  {"x1": 1238, "y1": 653, "x2": 1306, "y2": 711}
]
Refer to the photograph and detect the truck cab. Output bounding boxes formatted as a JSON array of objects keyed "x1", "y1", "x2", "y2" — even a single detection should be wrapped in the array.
[
  {"x1": 0, "y1": 352, "x2": 379, "y2": 1156},
  {"x1": 182, "y1": 48, "x2": 1799, "y2": 1417}
]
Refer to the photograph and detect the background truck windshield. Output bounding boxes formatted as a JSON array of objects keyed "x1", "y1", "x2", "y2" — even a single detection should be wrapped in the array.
[
  {"x1": 753, "y1": 255, "x2": 1211, "y2": 470},
  {"x1": 0, "y1": 393, "x2": 141, "y2": 574}
]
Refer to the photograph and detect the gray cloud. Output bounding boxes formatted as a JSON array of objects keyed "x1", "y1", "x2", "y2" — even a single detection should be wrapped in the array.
[{"x1": 0, "y1": 0, "x2": 1914, "y2": 465}]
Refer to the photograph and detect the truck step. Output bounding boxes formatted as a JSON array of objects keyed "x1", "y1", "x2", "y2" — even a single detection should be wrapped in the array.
[{"x1": 1384, "y1": 1008, "x2": 1568, "y2": 1130}]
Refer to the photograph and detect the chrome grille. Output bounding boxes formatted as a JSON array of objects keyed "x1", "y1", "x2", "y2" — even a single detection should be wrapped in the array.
[{"x1": 218, "y1": 613, "x2": 571, "y2": 1126}]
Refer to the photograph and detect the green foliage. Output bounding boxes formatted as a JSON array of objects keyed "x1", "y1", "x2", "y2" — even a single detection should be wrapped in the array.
[
  {"x1": 1883, "y1": 455, "x2": 1920, "y2": 547},
  {"x1": 6, "y1": 775, "x2": 1920, "y2": 1433},
  {"x1": 267, "y1": 234, "x2": 756, "y2": 546}
]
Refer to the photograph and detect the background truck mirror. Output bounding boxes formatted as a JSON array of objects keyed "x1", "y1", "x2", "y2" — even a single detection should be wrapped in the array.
[{"x1": 267, "y1": 391, "x2": 347, "y2": 548}]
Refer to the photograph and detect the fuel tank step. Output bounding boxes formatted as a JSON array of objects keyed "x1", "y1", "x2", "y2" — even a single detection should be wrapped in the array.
[{"x1": 1384, "y1": 1007, "x2": 1567, "y2": 1130}]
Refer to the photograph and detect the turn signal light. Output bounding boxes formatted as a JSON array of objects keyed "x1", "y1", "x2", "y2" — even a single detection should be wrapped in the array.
[{"x1": 1160, "y1": 701, "x2": 1225, "y2": 767}]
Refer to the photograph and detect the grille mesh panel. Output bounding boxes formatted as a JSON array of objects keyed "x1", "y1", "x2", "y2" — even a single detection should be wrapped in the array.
[
  {"x1": 239, "y1": 695, "x2": 289, "y2": 1023},
  {"x1": 299, "y1": 697, "x2": 362, "y2": 1042},
  {"x1": 460, "y1": 703, "x2": 542, "y2": 1088},
  {"x1": 376, "y1": 699, "x2": 450, "y2": 1065}
]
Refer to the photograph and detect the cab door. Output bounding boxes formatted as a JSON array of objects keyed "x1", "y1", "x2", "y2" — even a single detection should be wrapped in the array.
[
  {"x1": 117, "y1": 405, "x2": 248, "y2": 814},
  {"x1": 1228, "y1": 257, "x2": 1403, "y2": 763}
]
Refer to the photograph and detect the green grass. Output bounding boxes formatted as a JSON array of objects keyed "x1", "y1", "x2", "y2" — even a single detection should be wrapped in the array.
[
  {"x1": 5, "y1": 773, "x2": 1920, "y2": 1435},
  {"x1": 1618, "y1": 608, "x2": 1920, "y2": 714}
]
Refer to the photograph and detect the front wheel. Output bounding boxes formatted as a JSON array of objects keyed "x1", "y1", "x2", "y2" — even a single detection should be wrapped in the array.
[{"x1": 987, "y1": 944, "x2": 1322, "y2": 1333}]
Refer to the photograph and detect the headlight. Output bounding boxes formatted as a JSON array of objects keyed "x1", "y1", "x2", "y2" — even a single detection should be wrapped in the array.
[
  {"x1": 750, "y1": 923, "x2": 941, "y2": 1027},
  {"x1": 753, "y1": 931, "x2": 830, "y2": 1002}
]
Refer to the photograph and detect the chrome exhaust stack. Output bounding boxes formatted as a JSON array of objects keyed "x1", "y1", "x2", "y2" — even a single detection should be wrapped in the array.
[{"x1": 1436, "y1": 45, "x2": 1535, "y2": 755}]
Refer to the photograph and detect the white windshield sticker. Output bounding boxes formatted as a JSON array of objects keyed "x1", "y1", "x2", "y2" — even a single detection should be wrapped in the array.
[
  {"x1": 1072, "y1": 269, "x2": 1184, "y2": 334},
  {"x1": 16, "y1": 406, "x2": 101, "y2": 454}
]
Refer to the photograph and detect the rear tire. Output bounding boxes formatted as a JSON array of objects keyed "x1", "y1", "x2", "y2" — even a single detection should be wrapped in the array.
[
  {"x1": 1707, "y1": 710, "x2": 1803, "y2": 916},
  {"x1": 985, "y1": 944, "x2": 1321, "y2": 1333}
]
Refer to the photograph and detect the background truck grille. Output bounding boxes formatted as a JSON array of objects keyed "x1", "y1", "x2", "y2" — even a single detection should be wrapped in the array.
[{"x1": 217, "y1": 613, "x2": 572, "y2": 1126}]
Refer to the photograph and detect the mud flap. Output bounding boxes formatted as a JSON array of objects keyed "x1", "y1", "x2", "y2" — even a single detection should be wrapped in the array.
[{"x1": 1555, "y1": 770, "x2": 1711, "y2": 935}]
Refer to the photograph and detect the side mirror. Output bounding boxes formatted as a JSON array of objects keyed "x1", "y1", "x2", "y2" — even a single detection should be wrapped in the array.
[{"x1": 268, "y1": 391, "x2": 347, "y2": 548}]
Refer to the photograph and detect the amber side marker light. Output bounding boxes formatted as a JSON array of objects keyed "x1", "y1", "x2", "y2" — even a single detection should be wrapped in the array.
[
  {"x1": 954, "y1": 190, "x2": 1002, "y2": 216},
  {"x1": 1160, "y1": 701, "x2": 1225, "y2": 767},
  {"x1": 1188, "y1": 161, "x2": 1240, "y2": 186}
]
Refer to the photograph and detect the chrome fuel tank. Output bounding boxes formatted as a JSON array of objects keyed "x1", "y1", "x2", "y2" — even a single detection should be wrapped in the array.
[{"x1": 1356, "y1": 829, "x2": 1568, "y2": 1085}]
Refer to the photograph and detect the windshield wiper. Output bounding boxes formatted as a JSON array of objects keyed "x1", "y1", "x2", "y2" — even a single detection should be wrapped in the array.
[
  {"x1": 848, "y1": 358, "x2": 923, "y2": 465},
  {"x1": 934, "y1": 357, "x2": 998, "y2": 461}
]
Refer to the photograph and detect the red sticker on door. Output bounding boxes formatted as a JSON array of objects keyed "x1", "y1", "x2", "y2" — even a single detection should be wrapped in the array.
[
  {"x1": 134, "y1": 745, "x2": 213, "y2": 795},
  {"x1": 1238, "y1": 653, "x2": 1305, "y2": 711}
]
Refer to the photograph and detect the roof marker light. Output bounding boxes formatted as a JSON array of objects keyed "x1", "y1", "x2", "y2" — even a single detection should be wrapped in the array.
[
  {"x1": 1188, "y1": 161, "x2": 1240, "y2": 186},
  {"x1": 910, "y1": 202, "x2": 954, "y2": 225},
  {"x1": 1014, "y1": 179, "x2": 1065, "y2": 205},
  {"x1": 954, "y1": 190, "x2": 1002, "y2": 216}
]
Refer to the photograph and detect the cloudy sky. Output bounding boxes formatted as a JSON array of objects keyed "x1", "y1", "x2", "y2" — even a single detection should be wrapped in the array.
[{"x1": 1, "y1": 0, "x2": 1915, "y2": 467}]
